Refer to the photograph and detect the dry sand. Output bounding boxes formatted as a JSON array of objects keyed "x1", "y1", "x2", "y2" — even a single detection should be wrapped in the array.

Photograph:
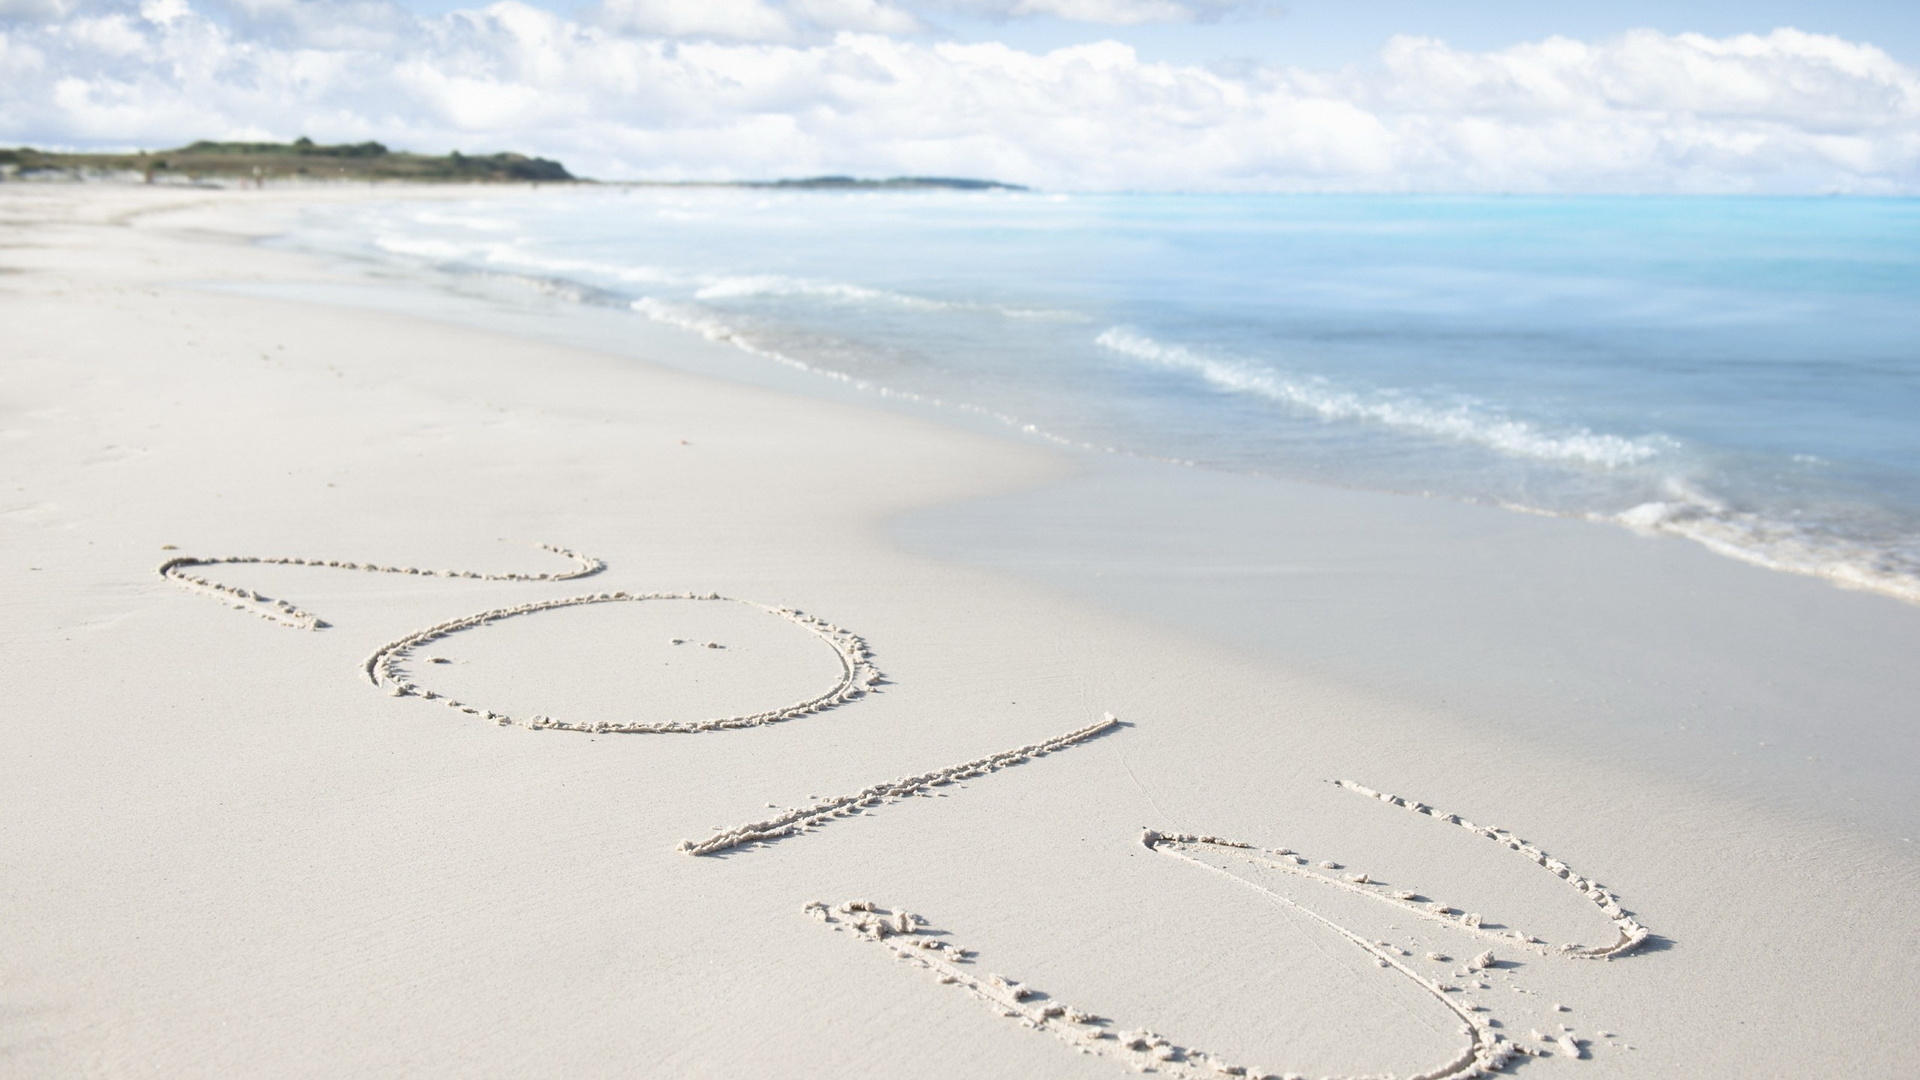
[{"x1": 3, "y1": 182, "x2": 1918, "y2": 1079}]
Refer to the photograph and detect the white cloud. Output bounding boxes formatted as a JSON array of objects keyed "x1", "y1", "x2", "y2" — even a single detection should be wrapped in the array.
[
  {"x1": 586, "y1": 0, "x2": 922, "y2": 40},
  {"x1": 792, "y1": 0, "x2": 922, "y2": 35},
  {"x1": 594, "y1": 0, "x2": 793, "y2": 41},
  {"x1": 137, "y1": 0, "x2": 190, "y2": 24},
  {"x1": 932, "y1": 0, "x2": 1260, "y2": 26},
  {"x1": 2, "y1": 5, "x2": 1915, "y2": 192}
]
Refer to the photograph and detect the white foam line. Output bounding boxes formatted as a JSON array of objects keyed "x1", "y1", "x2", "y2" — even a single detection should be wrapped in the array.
[
  {"x1": 1096, "y1": 326, "x2": 1665, "y2": 470},
  {"x1": 1612, "y1": 497, "x2": 1920, "y2": 607},
  {"x1": 366, "y1": 593, "x2": 882, "y2": 734},
  {"x1": 1328, "y1": 779, "x2": 1650, "y2": 959},
  {"x1": 811, "y1": 896, "x2": 1514, "y2": 1080},
  {"x1": 157, "y1": 542, "x2": 603, "y2": 630},
  {"x1": 679, "y1": 714, "x2": 1121, "y2": 856}
]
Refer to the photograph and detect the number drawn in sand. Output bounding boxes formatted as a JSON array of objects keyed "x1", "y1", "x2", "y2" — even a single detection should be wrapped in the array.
[
  {"x1": 161, "y1": 543, "x2": 1642, "y2": 1075},
  {"x1": 679, "y1": 714, "x2": 1121, "y2": 855},
  {"x1": 364, "y1": 593, "x2": 882, "y2": 733},
  {"x1": 1323, "y1": 779, "x2": 1649, "y2": 959},
  {"x1": 810, "y1": 897, "x2": 1511, "y2": 1080},
  {"x1": 158, "y1": 543, "x2": 881, "y2": 733},
  {"x1": 815, "y1": 786, "x2": 1651, "y2": 1078},
  {"x1": 158, "y1": 543, "x2": 604, "y2": 630}
]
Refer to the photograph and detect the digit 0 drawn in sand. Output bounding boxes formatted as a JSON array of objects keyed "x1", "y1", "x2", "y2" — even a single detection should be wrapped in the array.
[
  {"x1": 158, "y1": 543, "x2": 882, "y2": 734},
  {"x1": 815, "y1": 792, "x2": 1652, "y2": 1077},
  {"x1": 679, "y1": 714, "x2": 1121, "y2": 856},
  {"x1": 364, "y1": 594, "x2": 881, "y2": 733},
  {"x1": 808, "y1": 898, "x2": 1513, "y2": 1080}
]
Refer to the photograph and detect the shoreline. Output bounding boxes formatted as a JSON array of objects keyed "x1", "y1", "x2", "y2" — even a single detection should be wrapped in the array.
[
  {"x1": 244, "y1": 182, "x2": 1920, "y2": 613},
  {"x1": 4, "y1": 182, "x2": 1917, "y2": 1078}
]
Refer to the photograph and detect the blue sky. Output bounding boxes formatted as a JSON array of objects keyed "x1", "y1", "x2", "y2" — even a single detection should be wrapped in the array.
[{"x1": 4, "y1": 0, "x2": 1918, "y2": 190}]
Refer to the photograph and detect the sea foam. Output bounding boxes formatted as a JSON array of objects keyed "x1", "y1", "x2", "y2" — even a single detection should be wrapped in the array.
[{"x1": 1095, "y1": 328, "x2": 1666, "y2": 470}]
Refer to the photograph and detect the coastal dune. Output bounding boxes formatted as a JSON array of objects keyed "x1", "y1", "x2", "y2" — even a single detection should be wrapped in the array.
[{"x1": 2, "y1": 183, "x2": 1917, "y2": 1078}]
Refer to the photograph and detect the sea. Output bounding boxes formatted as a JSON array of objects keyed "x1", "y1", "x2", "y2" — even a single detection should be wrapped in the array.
[{"x1": 278, "y1": 187, "x2": 1920, "y2": 605}]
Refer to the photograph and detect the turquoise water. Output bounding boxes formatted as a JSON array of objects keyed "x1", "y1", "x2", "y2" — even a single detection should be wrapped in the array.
[{"x1": 286, "y1": 189, "x2": 1920, "y2": 602}]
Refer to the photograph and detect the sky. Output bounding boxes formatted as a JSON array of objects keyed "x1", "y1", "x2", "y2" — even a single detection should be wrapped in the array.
[{"x1": 3, "y1": 0, "x2": 1918, "y2": 191}]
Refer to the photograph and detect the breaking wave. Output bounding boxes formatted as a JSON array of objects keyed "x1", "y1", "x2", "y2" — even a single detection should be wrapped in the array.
[{"x1": 1095, "y1": 327, "x2": 1667, "y2": 470}]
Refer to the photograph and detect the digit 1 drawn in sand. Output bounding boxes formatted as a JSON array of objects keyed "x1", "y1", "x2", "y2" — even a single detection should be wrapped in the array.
[
  {"x1": 806, "y1": 897, "x2": 1515, "y2": 1080},
  {"x1": 157, "y1": 544, "x2": 885, "y2": 734},
  {"x1": 679, "y1": 714, "x2": 1122, "y2": 856},
  {"x1": 157, "y1": 542, "x2": 604, "y2": 629}
]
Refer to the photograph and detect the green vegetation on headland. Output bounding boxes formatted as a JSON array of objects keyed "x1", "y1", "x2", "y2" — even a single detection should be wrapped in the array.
[
  {"x1": 0, "y1": 138, "x2": 1027, "y2": 191},
  {"x1": 0, "y1": 137, "x2": 575, "y2": 184}
]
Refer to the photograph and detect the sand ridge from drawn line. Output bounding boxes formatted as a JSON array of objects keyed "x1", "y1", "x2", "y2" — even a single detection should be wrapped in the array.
[
  {"x1": 679, "y1": 714, "x2": 1121, "y2": 855},
  {"x1": 157, "y1": 544, "x2": 883, "y2": 734},
  {"x1": 809, "y1": 898, "x2": 1515, "y2": 1080}
]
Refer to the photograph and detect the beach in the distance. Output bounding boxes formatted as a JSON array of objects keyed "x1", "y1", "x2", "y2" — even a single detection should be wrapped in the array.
[{"x1": 4, "y1": 182, "x2": 1919, "y2": 1079}]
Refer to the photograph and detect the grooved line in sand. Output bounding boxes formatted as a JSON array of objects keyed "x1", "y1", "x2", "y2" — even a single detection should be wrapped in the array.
[
  {"x1": 679, "y1": 714, "x2": 1121, "y2": 855},
  {"x1": 159, "y1": 544, "x2": 883, "y2": 734},
  {"x1": 809, "y1": 896, "x2": 1512, "y2": 1080}
]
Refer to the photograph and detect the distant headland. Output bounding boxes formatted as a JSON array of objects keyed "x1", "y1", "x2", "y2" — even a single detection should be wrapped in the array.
[
  {"x1": 0, "y1": 139, "x2": 1026, "y2": 191},
  {"x1": 0, "y1": 138, "x2": 574, "y2": 184}
]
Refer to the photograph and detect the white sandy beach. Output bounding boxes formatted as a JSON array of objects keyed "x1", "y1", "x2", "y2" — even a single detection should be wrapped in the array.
[{"x1": 4, "y1": 182, "x2": 1919, "y2": 1079}]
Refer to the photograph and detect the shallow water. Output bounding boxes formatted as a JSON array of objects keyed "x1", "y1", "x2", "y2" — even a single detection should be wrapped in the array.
[{"x1": 280, "y1": 189, "x2": 1920, "y2": 603}]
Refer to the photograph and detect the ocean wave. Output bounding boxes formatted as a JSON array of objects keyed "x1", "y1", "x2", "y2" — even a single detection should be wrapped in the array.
[
  {"x1": 692, "y1": 274, "x2": 1072, "y2": 320},
  {"x1": 373, "y1": 231, "x2": 687, "y2": 287},
  {"x1": 373, "y1": 227, "x2": 1071, "y2": 320},
  {"x1": 374, "y1": 234, "x2": 478, "y2": 261},
  {"x1": 1614, "y1": 486, "x2": 1920, "y2": 605},
  {"x1": 693, "y1": 274, "x2": 952, "y2": 308},
  {"x1": 630, "y1": 297, "x2": 1147, "y2": 459},
  {"x1": 483, "y1": 248, "x2": 684, "y2": 286},
  {"x1": 1095, "y1": 327, "x2": 1667, "y2": 470},
  {"x1": 410, "y1": 209, "x2": 513, "y2": 231}
]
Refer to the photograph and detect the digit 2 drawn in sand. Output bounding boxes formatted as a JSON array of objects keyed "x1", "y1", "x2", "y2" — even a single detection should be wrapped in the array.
[
  {"x1": 815, "y1": 785, "x2": 1655, "y2": 1078},
  {"x1": 159, "y1": 543, "x2": 1121, "y2": 833},
  {"x1": 159, "y1": 543, "x2": 880, "y2": 733}
]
